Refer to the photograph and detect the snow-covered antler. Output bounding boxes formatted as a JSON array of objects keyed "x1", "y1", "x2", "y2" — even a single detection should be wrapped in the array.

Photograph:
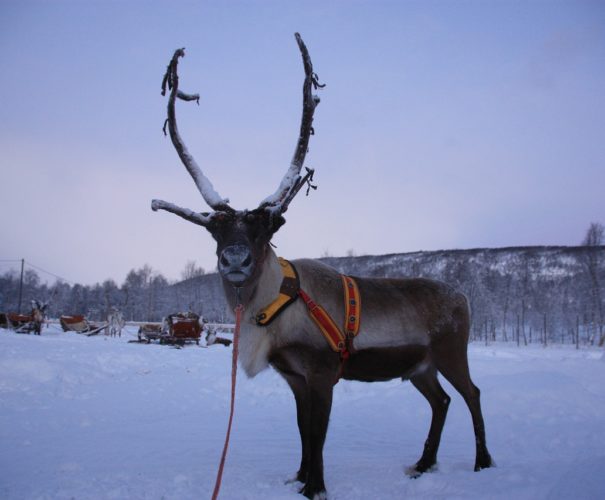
[
  {"x1": 150, "y1": 199, "x2": 214, "y2": 227},
  {"x1": 259, "y1": 33, "x2": 323, "y2": 214},
  {"x1": 152, "y1": 48, "x2": 232, "y2": 226}
]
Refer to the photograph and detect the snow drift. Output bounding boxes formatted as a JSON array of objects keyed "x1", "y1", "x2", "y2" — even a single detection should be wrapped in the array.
[{"x1": 1, "y1": 326, "x2": 604, "y2": 499}]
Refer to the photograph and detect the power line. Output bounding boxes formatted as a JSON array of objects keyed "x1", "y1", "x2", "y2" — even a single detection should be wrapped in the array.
[
  {"x1": 0, "y1": 258, "x2": 78, "y2": 286},
  {"x1": 25, "y1": 261, "x2": 77, "y2": 286}
]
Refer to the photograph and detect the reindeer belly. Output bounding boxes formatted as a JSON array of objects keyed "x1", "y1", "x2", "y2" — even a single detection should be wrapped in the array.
[{"x1": 341, "y1": 344, "x2": 429, "y2": 382}]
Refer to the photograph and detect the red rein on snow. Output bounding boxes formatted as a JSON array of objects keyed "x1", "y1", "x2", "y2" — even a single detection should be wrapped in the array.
[{"x1": 211, "y1": 303, "x2": 244, "y2": 500}]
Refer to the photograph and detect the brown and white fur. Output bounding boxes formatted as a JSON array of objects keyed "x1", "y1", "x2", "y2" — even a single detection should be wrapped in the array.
[{"x1": 151, "y1": 34, "x2": 493, "y2": 499}]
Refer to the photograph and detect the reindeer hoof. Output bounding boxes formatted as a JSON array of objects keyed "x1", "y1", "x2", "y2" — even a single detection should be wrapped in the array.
[
  {"x1": 299, "y1": 480, "x2": 326, "y2": 499},
  {"x1": 299, "y1": 485, "x2": 327, "y2": 500},
  {"x1": 405, "y1": 461, "x2": 437, "y2": 478},
  {"x1": 474, "y1": 453, "x2": 495, "y2": 471}
]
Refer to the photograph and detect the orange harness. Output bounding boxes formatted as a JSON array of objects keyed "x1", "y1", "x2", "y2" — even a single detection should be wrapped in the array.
[{"x1": 256, "y1": 258, "x2": 361, "y2": 360}]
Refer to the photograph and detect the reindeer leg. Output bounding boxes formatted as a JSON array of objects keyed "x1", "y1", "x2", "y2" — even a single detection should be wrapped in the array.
[
  {"x1": 272, "y1": 346, "x2": 338, "y2": 498},
  {"x1": 433, "y1": 344, "x2": 493, "y2": 471},
  {"x1": 282, "y1": 372, "x2": 311, "y2": 484},
  {"x1": 300, "y1": 375, "x2": 333, "y2": 500},
  {"x1": 407, "y1": 367, "x2": 450, "y2": 477}
]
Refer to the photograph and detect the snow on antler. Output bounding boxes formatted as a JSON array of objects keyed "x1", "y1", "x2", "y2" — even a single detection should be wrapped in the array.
[
  {"x1": 161, "y1": 48, "x2": 231, "y2": 212},
  {"x1": 259, "y1": 33, "x2": 323, "y2": 214},
  {"x1": 151, "y1": 199, "x2": 214, "y2": 227}
]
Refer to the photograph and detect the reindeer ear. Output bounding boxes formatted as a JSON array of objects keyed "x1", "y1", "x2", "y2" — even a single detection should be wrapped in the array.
[
  {"x1": 268, "y1": 214, "x2": 286, "y2": 234},
  {"x1": 273, "y1": 215, "x2": 286, "y2": 232}
]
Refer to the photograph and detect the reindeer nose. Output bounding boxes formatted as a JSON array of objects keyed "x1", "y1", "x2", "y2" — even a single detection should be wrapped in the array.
[{"x1": 219, "y1": 244, "x2": 253, "y2": 284}]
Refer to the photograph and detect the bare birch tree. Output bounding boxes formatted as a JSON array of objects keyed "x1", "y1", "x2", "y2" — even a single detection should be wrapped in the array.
[{"x1": 581, "y1": 223, "x2": 604, "y2": 345}]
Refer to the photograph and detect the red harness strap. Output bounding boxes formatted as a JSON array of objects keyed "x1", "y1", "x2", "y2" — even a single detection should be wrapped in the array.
[
  {"x1": 298, "y1": 274, "x2": 361, "y2": 377},
  {"x1": 342, "y1": 275, "x2": 361, "y2": 356},
  {"x1": 298, "y1": 288, "x2": 347, "y2": 354}
]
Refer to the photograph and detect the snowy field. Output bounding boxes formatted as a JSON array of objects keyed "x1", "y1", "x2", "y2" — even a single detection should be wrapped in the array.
[{"x1": 1, "y1": 325, "x2": 604, "y2": 500}]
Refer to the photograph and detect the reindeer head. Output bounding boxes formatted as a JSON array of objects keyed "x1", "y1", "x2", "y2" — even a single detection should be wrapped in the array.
[
  {"x1": 31, "y1": 300, "x2": 48, "y2": 322},
  {"x1": 152, "y1": 34, "x2": 323, "y2": 287}
]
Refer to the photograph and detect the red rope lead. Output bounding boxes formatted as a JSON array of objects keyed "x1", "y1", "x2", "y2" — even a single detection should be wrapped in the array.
[{"x1": 211, "y1": 303, "x2": 244, "y2": 500}]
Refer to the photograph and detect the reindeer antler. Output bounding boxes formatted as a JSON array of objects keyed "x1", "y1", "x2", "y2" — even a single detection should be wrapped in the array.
[
  {"x1": 259, "y1": 33, "x2": 323, "y2": 214},
  {"x1": 152, "y1": 35, "x2": 322, "y2": 225},
  {"x1": 152, "y1": 48, "x2": 233, "y2": 225}
]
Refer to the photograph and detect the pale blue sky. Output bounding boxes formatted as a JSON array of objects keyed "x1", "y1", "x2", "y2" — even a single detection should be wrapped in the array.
[{"x1": 1, "y1": 0, "x2": 604, "y2": 285}]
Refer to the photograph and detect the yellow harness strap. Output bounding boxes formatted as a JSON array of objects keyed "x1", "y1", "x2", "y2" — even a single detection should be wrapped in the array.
[{"x1": 255, "y1": 258, "x2": 299, "y2": 326}]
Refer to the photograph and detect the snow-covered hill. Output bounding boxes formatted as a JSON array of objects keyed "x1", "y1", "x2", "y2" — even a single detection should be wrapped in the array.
[
  {"x1": 3, "y1": 246, "x2": 602, "y2": 346},
  {"x1": 1, "y1": 326, "x2": 604, "y2": 499},
  {"x1": 179, "y1": 246, "x2": 605, "y2": 344}
]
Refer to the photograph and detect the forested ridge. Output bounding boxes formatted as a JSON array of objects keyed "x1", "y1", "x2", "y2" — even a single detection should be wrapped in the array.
[{"x1": 2, "y1": 245, "x2": 603, "y2": 345}]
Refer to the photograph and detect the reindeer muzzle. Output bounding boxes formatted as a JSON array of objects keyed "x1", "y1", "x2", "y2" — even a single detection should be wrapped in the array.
[{"x1": 219, "y1": 244, "x2": 254, "y2": 285}]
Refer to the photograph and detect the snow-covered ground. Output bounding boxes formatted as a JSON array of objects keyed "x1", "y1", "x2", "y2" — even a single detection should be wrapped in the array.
[{"x1": 1, "y1": 325, "x2": 604, "y2": 500}]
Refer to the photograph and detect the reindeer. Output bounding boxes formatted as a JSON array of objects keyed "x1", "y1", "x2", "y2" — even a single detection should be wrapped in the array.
[
  {"x1": 31, "y1": 300, "x2": 48, "y2": 335},
  {"x1": 152, "y1": 34, "x2": 493, "y2": 499},
  {"x1": 107, "y1": 308, "x2": 124, "y2": 337}
]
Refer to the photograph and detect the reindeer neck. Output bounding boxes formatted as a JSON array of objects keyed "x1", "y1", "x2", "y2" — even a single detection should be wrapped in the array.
[{"x1": 221, "y1": 246, "x2": 283, "y2": 314}]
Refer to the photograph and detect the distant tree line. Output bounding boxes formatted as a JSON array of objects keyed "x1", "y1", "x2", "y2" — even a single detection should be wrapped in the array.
[
  {"x1": 1, "y1": 225, "x2": 603, "y2": 346},
  {"x1": 0, "y1": 260, "x2": 214, "y2": 323}
]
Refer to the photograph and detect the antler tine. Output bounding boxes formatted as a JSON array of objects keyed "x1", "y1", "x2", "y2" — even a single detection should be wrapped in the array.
[
  {"x1": 259, "y1": 33, "x2": 324, "y2": 214},
  {"x1": 151, "y1": 199, "x2": 213, "y2": 227},
  {"x1": 162, "y1": 48, "x2": 232, "y2": 213}
]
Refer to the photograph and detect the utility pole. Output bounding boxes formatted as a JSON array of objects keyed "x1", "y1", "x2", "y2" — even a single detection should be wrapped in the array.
[{"x1": 17, "y1": 259, "x2": 24, "y2": 313}]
